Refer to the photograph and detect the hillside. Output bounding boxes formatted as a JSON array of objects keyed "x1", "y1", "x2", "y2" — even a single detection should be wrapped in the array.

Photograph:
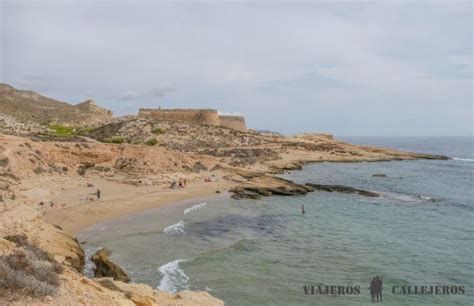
[{"x1": 0, "y1": 84, "x2": 113, "y2": 127}]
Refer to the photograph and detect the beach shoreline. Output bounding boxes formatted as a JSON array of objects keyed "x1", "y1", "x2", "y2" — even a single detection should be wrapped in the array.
[{"x1": 44, "y1": 178, "x2": 234, "y2": 235}]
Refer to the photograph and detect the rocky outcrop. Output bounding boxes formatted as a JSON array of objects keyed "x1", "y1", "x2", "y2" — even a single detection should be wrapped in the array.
[
  {"x1": 91, "y1": 248, "x2": 130, "y2": 282},
  {"x1": 0, "y1": 205, "x2": 85, "y2": 273},
  {"x1": 231, "y1": 176, "x2": 314, "y2": 199},
  {"x1": 305, "y1": 183, "x2": 379, "y2": 197},
  {"x1": 231, "y1": 176, "x2": 380, "y2": 199}
]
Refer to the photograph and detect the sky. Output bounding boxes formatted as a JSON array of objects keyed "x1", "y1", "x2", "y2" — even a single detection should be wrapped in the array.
[{"x1": 1, "y1": 0, "x2": 472, "y2": 136}]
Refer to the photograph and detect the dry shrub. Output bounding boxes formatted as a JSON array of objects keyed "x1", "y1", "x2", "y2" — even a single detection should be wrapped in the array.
[{"x1": 0, "y1": 235, "x2": 63, "y2": 296}]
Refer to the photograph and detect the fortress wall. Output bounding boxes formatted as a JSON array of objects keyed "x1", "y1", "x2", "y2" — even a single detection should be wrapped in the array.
[
  {"x1": 138, "y1": 108, "x2": 248, "y2": 132},
  {"x1": 218, "y1": 115, "x2": 247, "y2": 132},
  {"x1": 138, "y1": 109, "x2": 220, "y2": 126}
]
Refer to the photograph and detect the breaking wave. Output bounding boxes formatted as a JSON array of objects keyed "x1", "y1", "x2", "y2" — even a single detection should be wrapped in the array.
[
  {"x1": 452, "y1": 157, "x2": 474, "y2": 162},
  {"x1": 157, "y1": 259, "x2": 190, "y2": 293},
  {"x1": 163, "y1": 220, "x2": 185, "y2": 235},
  {"x1": 184, "y1": 202, "x2": 207, "y2": 215}
]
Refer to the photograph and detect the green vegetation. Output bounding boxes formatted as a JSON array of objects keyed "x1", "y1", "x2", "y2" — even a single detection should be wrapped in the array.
[
  {"x1": 43, "y1": 124, "x2": 95, "y2": 138},
  {"x1": 151, "y1": 128, "x2": 166, "y2": 135},
  {"x1": 103, "y1": 136, "x2": 125, "y2": 144},
  {"x1": 47, "y1": 124, "x2": 75, "y2": 137},
  {"x1": 144, "y1": 138, "x2": 158, "y2": 146}
]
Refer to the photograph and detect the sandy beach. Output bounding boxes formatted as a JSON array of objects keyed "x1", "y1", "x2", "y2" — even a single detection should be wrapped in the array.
[{"x1": 43, "y1": 178, "x2": 233, "y2": 234}]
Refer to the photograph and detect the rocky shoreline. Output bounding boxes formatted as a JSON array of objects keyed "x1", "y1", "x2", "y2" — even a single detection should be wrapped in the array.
[{"x1": 0, "y1": 205, "x2": 223, "y2": 305}]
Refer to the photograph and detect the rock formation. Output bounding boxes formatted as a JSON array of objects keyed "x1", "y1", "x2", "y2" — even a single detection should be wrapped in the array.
[{"x1": 91, "y1": 248, "x2": 130, "y2": 282}]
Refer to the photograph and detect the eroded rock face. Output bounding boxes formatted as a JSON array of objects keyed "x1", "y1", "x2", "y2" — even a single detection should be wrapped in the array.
[
  {"x1": 0, "y1": 205, "x2": 85, "y2": 273},
  {"x1": 92, "y1": 248, "x2": 130, "y2": 283}
]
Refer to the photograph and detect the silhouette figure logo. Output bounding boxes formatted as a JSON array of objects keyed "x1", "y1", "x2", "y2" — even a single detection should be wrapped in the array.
[{"x1": 370, "y1": 276, "x2": 383, "y2": 302}]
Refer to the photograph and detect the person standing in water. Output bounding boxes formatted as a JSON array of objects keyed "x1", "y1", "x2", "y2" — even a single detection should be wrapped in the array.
[{"x1": 301, "y1": 205, "x2": 305, "y2": 214}]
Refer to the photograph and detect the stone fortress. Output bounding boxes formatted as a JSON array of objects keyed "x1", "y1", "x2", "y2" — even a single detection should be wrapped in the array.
[{"x1": 138, "y1": 108, "x2": 247, "y2": 132}]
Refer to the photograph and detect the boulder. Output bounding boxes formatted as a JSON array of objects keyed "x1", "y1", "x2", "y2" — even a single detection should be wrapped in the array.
[{"x1": 92, "y1": 248, "x2": 130, "y2": 282}]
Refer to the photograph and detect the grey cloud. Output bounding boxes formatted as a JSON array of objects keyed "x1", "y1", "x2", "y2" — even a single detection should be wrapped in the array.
[{"x1": 1, "y1": 1, "x2": 472, "y2": 136}]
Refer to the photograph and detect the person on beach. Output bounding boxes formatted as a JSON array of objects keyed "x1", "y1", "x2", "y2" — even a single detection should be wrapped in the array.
[
  {"x1": 96, "y1": 189, "x2": 101, "y2": 200},
  {"x1": 301, "y1": 205, "x2": 305, "y2": 214}
]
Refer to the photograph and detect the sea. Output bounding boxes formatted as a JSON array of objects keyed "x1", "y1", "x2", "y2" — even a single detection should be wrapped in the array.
[{"x1": 78, "y1": 136, "x2": 473, "y2": 306}]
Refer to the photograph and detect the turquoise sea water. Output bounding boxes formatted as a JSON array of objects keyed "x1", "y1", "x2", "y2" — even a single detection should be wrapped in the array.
[{"x1": 79, "y1": 137, "x2": 473, "y2": 305}]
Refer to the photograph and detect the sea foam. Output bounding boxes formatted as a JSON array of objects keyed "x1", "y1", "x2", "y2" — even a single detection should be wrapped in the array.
[
  {"x1": 453, "y1": 157, "x2": 474, "y2": 162},
  {"x1": 157, "y1": 259, "x2": 190, "y2": 293},
  {"x1": 164, "y1": 220, "x2": 185, "y2": 235},
  {"x1": 184, "y1": 202, "x2": 207, "y2": 215}
]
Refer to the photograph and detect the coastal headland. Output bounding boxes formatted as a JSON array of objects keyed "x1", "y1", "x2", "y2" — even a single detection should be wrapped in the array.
[{"x1": 0, "y1": 83, "x2": 448, "y2": 305}]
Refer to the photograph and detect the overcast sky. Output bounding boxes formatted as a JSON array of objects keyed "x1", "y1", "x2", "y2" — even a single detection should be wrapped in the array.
[{"x1": 1, "y1": 0, "x2": 472, "y2": 136}]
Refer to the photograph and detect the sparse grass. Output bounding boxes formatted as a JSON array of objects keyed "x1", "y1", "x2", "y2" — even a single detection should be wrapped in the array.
[
  {"x1": 151, "y1": 128, "x2": 166, "y2": 135},
  {"x1": 103, "y1": 136, "x2": 125, "y2": 144},
  {"x1": 0, "y1": 235, "x2": 63, "y2": 297},
  {"x1": 144, "y1": 138, "x2": 158, "y2": 146}
]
